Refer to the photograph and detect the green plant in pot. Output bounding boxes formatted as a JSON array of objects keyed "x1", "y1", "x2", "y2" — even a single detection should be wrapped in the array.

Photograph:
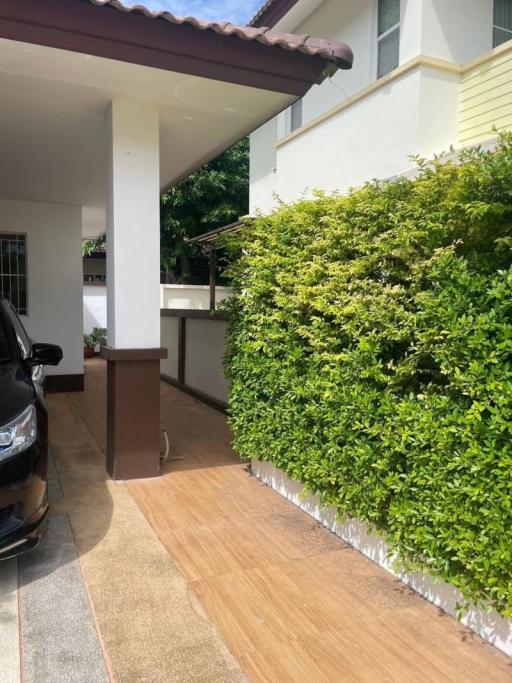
[
  {"x1": 84, "y1": 328, "x2": 107, "y2": 358},
  {"x1": 83, "y1": 333, "x2": 95, "y2": 359},
  {"x1": 90, "y1": 327, "x2": 107, "y2": 353}
]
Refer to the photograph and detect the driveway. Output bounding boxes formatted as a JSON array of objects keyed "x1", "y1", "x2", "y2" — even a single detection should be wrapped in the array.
[{"x1": 1, "y1": 359, "x2": 511, "y2": 682}]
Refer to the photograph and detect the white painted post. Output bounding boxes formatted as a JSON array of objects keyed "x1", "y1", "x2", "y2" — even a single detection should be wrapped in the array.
[
  {"x1": 106, "y1": 98, "x2": 161, "y2": 350},
  {"x1": 103, "y1": 99, "x2": 166, "y2": 480}
]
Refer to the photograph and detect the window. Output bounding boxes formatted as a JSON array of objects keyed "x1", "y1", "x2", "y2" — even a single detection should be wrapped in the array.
[
  {"x1": 290, "y1": 99, "x2": 303, "y2": 132},
  {"x1": 0, "y1": 233, "x2": 27, "y2": 315},
  {"x1": 494, "y1": 0, "x2": 512, "y2": 47},
  {"x1": 377, "y1": 0, "x2": 400, "y2": 79}
]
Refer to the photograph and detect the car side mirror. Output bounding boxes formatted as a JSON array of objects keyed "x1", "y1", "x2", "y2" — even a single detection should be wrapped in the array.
[{"x1": 27, "y1": 343, "x2": 63, "y2": 367}]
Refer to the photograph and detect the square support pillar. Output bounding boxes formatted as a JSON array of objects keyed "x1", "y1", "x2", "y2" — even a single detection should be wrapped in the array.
[
  {"x1": 104, "y1": 99, "x2": 166, "y2": 480},
  {"x1": 102, "y1": 347, "x2": 166, "y2": 480}
]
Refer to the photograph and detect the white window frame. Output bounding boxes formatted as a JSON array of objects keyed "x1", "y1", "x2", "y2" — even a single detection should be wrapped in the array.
[{"x1": 376, "y1": 0, "x2": 400, "y2": 80}]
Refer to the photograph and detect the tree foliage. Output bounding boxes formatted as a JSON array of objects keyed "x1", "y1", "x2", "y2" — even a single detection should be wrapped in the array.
[
  {"x1": 160, "y1": 138, "x2": 249, "y2": 281},
  {"x1": 82, "y1": 235, "x2": 106, "y2": 257},
  {"x1": 224, "y1": 135, "x2": 512, "y2": 616}
]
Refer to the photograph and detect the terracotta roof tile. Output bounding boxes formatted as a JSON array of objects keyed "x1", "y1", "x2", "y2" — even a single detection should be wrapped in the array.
[
  {"x1": 88, "y1": 0, "x2": 353, "y2": 73},
  {"x1": 250, "y1": 0, "x2": 279, "y2": 26}
]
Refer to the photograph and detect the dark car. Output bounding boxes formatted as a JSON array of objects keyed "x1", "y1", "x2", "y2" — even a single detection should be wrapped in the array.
[{"x1": 0, "y1": 299, "x2": 62, "y2": 560}]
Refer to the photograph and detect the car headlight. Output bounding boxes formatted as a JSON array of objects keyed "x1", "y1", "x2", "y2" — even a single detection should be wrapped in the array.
[{"x1": 0, "y1": 405, "x2": 37, "y2": 462}]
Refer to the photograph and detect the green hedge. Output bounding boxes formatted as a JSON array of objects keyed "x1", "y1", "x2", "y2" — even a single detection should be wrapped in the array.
[{"x1": 224, "y1": 137, "x2": 512, "y2": 616}]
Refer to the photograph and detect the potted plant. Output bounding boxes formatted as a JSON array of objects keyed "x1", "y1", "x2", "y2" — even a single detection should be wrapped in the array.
[
  {"x1": 84, "y1": 333, "x2": 95, "y2": 359},
  {"x1": 90, "y1": 327, "x2": 107, "y2": 354},
  {"x1": 84, "y1": 328, "x2": 107, "y2": 358}
]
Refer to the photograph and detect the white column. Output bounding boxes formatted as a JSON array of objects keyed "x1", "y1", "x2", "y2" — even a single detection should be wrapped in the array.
[{"x1": 106, "y1": 99, "x2": 160, "y2": 350}]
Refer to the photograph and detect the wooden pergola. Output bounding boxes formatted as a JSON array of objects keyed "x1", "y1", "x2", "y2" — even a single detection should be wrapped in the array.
[{"x1": 186, "y1": 219, "x2": 247, "y2": 310}]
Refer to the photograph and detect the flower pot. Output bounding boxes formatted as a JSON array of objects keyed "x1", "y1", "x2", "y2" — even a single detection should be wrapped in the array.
[{"x1": 84, "y1": 345, "x2": 95, "y2": 359}]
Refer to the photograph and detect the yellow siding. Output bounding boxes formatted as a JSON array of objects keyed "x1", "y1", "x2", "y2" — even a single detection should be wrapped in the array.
[{"x1": 460, "y1": 43, "x2": 512, "y2": 145}]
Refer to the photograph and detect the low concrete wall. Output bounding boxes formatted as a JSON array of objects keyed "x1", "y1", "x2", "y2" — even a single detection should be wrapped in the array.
[
  {"x1": 160, "y1": 310, "x2": 229, "y2": 407},
  {"x1": 160, "y1": 285, "x2": 231, "y2": 310},
  {"x1": 252, "y1": 458, "x2": 512, "y2": 658},
  {"x1": 185, "y1": 318, "x2": 229, "y2": 403},
  {"x1": 160, "y1": 315, "x2": 179, "y2": 380}
]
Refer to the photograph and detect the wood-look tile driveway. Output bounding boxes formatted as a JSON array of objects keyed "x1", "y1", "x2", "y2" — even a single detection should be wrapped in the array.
[
  {"x1": 70, "y1": 359, "x2": 512, "y2": 682},
  {"x1": 2, "y1": 358, "x2": 510, "y2": 682}
]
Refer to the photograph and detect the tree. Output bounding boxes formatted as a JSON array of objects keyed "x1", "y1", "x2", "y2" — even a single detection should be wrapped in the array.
[{"x1": 160, "y1": 138, "x2": 249, "y2": 283}]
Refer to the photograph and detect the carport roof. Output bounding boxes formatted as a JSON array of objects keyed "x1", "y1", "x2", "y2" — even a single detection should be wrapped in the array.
[
  {"x1": 0, "y1": 0, "x2": 353, "y2": 95},
  {"x1": 89, "y1": 0, "x2": 353, "y2": 73},
  {"x1": 0, "y1": 0, "x2": 354, "y2": 234}
]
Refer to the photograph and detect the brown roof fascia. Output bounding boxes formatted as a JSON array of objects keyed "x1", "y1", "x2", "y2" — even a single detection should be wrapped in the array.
[
  {"x1": 0, "y1": 0, "x2": 349, "y2": 96},
  {"x1": 250, "y1": 0, "x2": 300, "y2": 29}
]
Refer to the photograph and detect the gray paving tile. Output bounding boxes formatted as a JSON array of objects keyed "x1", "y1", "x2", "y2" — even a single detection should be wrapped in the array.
[
  {"x1": 18, "y1": 516, "x2": 108, "y2": 683},
  {"x1": 0, "y1": 558, "x2": 20, "y2": 683},
  {"x1": 47, "y1": 447, "x2": 63, "y2": 501}
]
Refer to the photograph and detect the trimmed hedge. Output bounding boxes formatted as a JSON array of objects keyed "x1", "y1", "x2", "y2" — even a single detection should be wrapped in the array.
[{"x1": 224, "y1": 137, "x2": 512, "y2": 616}]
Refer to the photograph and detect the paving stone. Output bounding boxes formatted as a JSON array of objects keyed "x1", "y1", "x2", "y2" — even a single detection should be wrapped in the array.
[
  {"x1": 0, "y1": 558, "x2": 20, "y2": 683},
  {"x1": 18, "y1": 516, "x2": 108, "y2": 683}
]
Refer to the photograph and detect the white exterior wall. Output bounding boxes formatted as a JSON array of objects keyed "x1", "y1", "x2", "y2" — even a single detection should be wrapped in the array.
[
  {"x1": 83, "y1": 285, "x2": 107, "y2": 335},
  {"x1": 296, "y1": 0, "x2": 375, "y2": 120},
  {"x1": 275, "y1": 67, "x2": 423, "y2": 202},
  {"x1": 249, "y1": 0, "x2": 497, "y2": 213},
  {"x1": 401, "y1": 0, "x2": 493, "y2": 65},
  {"x1": 0, "y1": 198, "x2": 83, "y2": 377},
  {"x1": 250, "y1": 119, "x2": 279, "y2": 215},
  {"x1": 160, "y1": 285, "x2": 231, "y2": 310},
  {"x1": 417, "y1": 65, "x2": 461, "y2": 155},
  {"x1": 250, "y1": 0, "x2": 375, "y2": 215}
]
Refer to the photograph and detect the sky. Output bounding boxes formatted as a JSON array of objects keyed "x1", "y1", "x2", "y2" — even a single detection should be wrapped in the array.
[{"x1": 128, "y1": 0, "x2": 264, "y2": 24}]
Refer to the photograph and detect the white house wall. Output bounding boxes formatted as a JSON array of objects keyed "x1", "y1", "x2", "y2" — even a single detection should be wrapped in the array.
[
  {"x1": 405, "y1": 0, "x2": 493, "y2": 65},
  {"x1": 295, "y1": 0, "x2": 375, "y2": 120},
  {"x1": 83, "y1": 285, "x2": 107, "y2": 335},
  {"x1": 274, "y1": 67, "x2": 423, "y2": 203},
  {"x1": 0, "y1": 198, "x2": 83, "y2": 377},
  {"x1": 249, "y1": 118, "x2": 279, "y2": 215},
  {"x1": 249, "y1": 0, "x2": 498, "y2": 213},
  {"x1": 250, "y1": 0, "x2": 375, "y2": 215},
  {"x1": 417, "y1": 65, "x2": 461, "y2": 157}
]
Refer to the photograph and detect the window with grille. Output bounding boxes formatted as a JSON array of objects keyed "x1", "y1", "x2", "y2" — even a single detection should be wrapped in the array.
[
  {"x1": 494, "y1": 0, "x2": 512, "y2": 47},
  {"x1": 0, "y1": 234, "x2": 27, "y2": 315},
  {"x1": 377, "y1": 0, "x2": 400, "y2": 79}
]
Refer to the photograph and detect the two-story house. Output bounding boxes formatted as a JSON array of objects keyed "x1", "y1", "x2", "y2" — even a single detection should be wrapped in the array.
[{"x1": 249, "y1": 0, "x2": 512, "y2": 213}]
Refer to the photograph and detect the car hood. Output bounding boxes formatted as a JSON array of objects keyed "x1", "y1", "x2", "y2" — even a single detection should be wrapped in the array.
[{"x1": 0, "y1": 362, "x2": 32, "y2": 426}]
